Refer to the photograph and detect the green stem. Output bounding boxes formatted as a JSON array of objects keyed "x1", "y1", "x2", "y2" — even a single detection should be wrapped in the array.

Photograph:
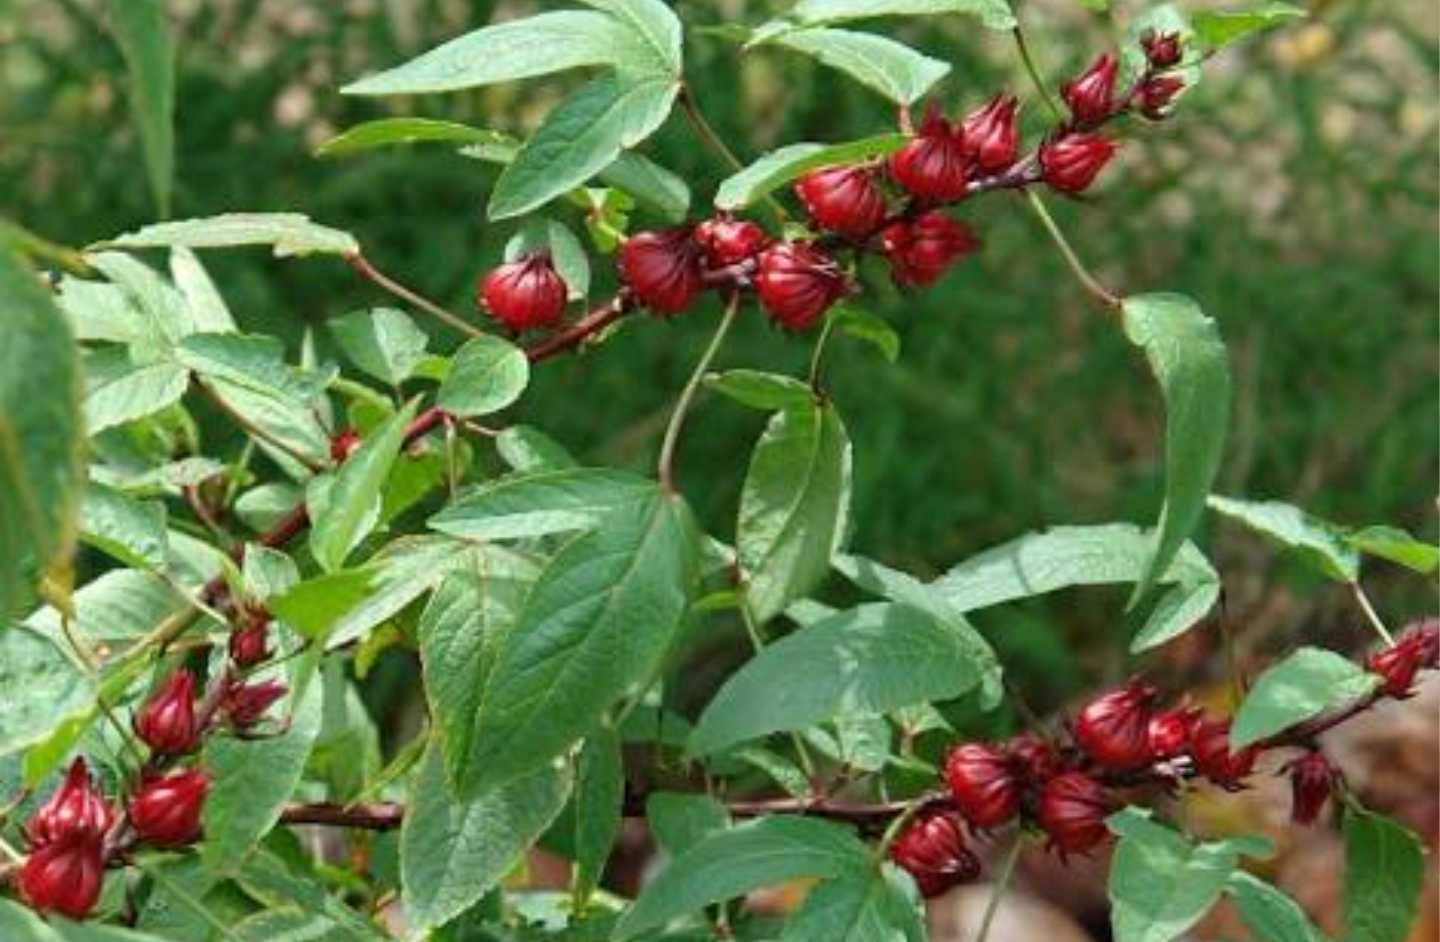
[
  {"x1": 678, "y1": 83, "x2": 788, "y2": 225},
  {"x1": 1350, "y1": 581, "x2": 1395, "y2": 647},
  {"x1": 807, "y1": 314, "x2": 838, "y2": 390},
  {"x1": 1012, "y1": 26, "x2": 1066, "y2": 123},
  {"x1": 658, "y1": 293, "x2": 742, "y2": 494},
  {"x1": 1024, "y1": 190, "x2": 1122, "y2": 310},
  {"x1": 347, "y1": 252, "x2": 483, "y2": 339},
  {"x1": 976, "y1": 836, "x2": 1025, "y2": 942}
]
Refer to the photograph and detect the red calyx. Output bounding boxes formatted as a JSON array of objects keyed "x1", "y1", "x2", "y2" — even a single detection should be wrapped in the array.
[
  {"x1": 1188, "y1": 714, "x2": 1258, "y2": 789},
  {"x1": 222, "y1": 678, "x2": 288, "y2": 729},
  {"x1": 881, "y1": 211, "x2": 980, "y2": 287},
  {"x1": 134, "y1": 670, "x2": 200, "y2": 756},
  {"x1": 617, "y1": 228, "x2": 704, "y2": 315},
  {"x1": 24, "y1": 758, "x2": 115, "y2": 851},
  {"x1": 1147, "y1": 705, "x2": 1197, "y2": 760},
  {"x1": 229, "y1": 607, "x2": 272, "y2": 669},
  {"x1": 1038, "y1": 771, "x2": 1116, "y2": 858},
  {"x1": 794, "y1": 165, "x2": 888, "y2": 239},
  {"x1": 944, "y1": 742, "x2": 1020, "y2": 828},
  {"x1": 889, "y1": 808, "x2": 981, "y2": 898},
  {"x1": 1138, "y1": 75, "x2": 1185, "y2": 120},
  {"x1": 330, "y1": 428, "x2": 361, "y2": 463},
  {"x1": 1039, "y1": 132, "x2": 1118, "y2": 194},
  {"x1": 1140, "y1": 30, "x2": 1183, "y2": 69},
  {"x1": 480, "y1": 252, "x2": 568, "y2": 331},
  {"x1": 890, "y1": 107, "x2": 970, "y2": 201},
  {"x1": 1284, "y1": 751, "x2": 1338, "y2": 825},
  {"x1": 129, "y1": 768, "x2": 210, "y2": 847},
  {"x1": 1061, "y1": 53, "x2": 1119, "y2": 126},
  {"x1": 1006, "y1": 732, "x2": 1064, "y2": 781},
  {"x1": 961, "y1": 94, "x2": 1021, "y2": 173},
  {"x1": 1074, "y1": 679, "x2": 1158, "y2": 770},
  {"x1": 754, "y1": 242, "x2": 848, "y2": 330},
  {"x1": 694, "y1": 215, "x2": 769, "y2": 267},
  {"x1": 1366, "y1": 624, "x2": 1437, "y2": 698},
  {"x1": 20, "y1": 841, "x2": 105, "y2": 919}
]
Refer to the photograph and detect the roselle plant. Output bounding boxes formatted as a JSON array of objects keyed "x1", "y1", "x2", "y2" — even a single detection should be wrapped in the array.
[{"x1": 0, "y1": 0, "x2": 1433, "y2": 940}]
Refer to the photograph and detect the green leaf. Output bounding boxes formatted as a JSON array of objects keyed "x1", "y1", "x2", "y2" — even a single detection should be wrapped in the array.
[
  {"x1": 0, "y1": 897, "x2": 63, "y2": 940},
  {"x1": 715, "y1": 136, "x2": 907, "y2": 211},
  {"x1": 169, "y1": 247, "x2": 236, "y2": 333},
  {"x1": 0, "y1": 628, "x2": 93, "y2": 757},
  {"x1": 461, "y1": 492, "x2": 698, "y2": 794},
  {"x1": 80, "y1": 483, "x2": 168, "y2": 570},
  {"x1": 52, "y1": 918, "x2": 179, "y2": 942},
  {"x1": 646, "y1": 792, "x2": 731, "y2": 857},
  {"x1": 1121, "y1": 293, "x2": 1231, "y2": 608},
  {"x1": 828, "y1": 304, "x2": 900, "y2": 362},
  {"x1": 738, "y1": 399, "x2": 852, "y2": 625},
  {"x1": 329, "y1": 308, "x2": 428, "y2": 386},
  {"x1": 790, "y1": 0, "x2": 1016, "y2": 31},
  {"x1": 1345, "y1": 525, "x2": 1439, "y2": 575},
  {"x1": 237, "y1": 849, "x2": 389, "y2": 941},
  {"x1": 201, "y1": 667, "x2": 323, "y2": 871},
  {"x1": 242, "y1": 545, "x2": 299, "y2": 602},
  {"x1": 1208, "y1": 495, "x2": 1359, "y2": 582},
  {"x1": 488, "y1": 75, "x2": 680, "y2": 220},
  {"x1": 0, "y1": 249, "x2": 83, "y2": 617},
  {"x1": 429, "y1": 468, "x2": 655, "y2": 541},
  {"x1": 615, "y1": 816, "x2": 870, "y2": 939},
  {"x1": 314, "y1": 117, "x2": 508, "y2": 156},
  {"x1": 1107, "y1": 807, "x2": 1273, "y2": 942},
  {"x1": 1230, "y1": 647, "x2": 1379, "y2": 749},
  {"x1": 176, "y1": 333, "x2": 328, "y2": 403},
  {"x1": 597, "y1": 153, "x2": 691, "y2": 223},
  {"x1": 1342, "y1": 804, "x2": 1425, "y2": 942},
  {"x1": 573, "y1": 724, "x2": 624, "y2": 907},
  {"x1": 690, "y1": 602, "x2": 992, "y2": 755},
  {"x1": 1192, "y1": 3, "x2": 1305, "y2": 51},
  {"x1": 99, "y1": 213, "x2": 359, "y2": 258},
  {"x1": 105, "y1": 0, "x2": 175, "y2": 217},
  {"x1": 310, "y1": 400, "x2": 418, "y2": 572},
  {"x1": 578, "y1": 0, "x2": 684, "y2": 76},
  {"x1": 780, "y1": 863, "x2": 926, "y2": 942},
  {"x1": 401, "y1": 744, "x2": 571, "y2": 935},
  {"x1": 506, "y1": 219, "x2": 592, "y2": 300},
  {"x1": 1225, "y1": 872, "x2": 1332, "y2": 942},
  {"x1": 758, "y1": 28, "x2": 949, "y2": 105},
  {"x1": 495, "y1": 425, "x2": 578, "y2": 472},
  {"x1": 706, "y1": 370, "x2": 816, "y2": 412},
  {"x1": 203, "y1": 376, "x2": 331, "y2": 468},
  {"x1": 436, "y1": 335, "x2": 529, "y2": 417},
  {"x1": 24, "y1": 568, "x2": 196, "y2": 651}
]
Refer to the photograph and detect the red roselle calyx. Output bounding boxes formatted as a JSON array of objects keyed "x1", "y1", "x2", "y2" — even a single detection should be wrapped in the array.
[
  {"x1": 1007, "y1": 732, "x2": 1064, "y2": 781},
  {"x1": 618, "y1": 228, "x2": 704, "y2": 315},
  {"x1": 1062, "y1": 53, "x2": 1119, "y2": 126},
  {"x1": 1189, "y1": 714, "x2": 1258, "y2": 789},
  {"x1": 1366, "y1": 622, "x2": 1438, "y2": 697},
  {"x1": 329, "y1": 428, "x2": 361, "y2": 463},
  {"x1": 1141, "y1": 30, "x2": 1183, "y2": 68},
  {"x1": 1039, "y1": 132, "x2": 1118, "y2": 194},
  {"x1": 1138, "y1": 75, "x2": 1185, "y2": 120},
  {"x1": 222, "y1": 678, "x2": 288, "y2": 729},
  {"x1": 890, "y1": 107, "x2": 970, "y2": 201},
  {"x1": 1074, "y1": 680, "x2": 1158, "y2": 770},
  {"x1": 1038, "y1": 771, "x2": 1117, "y2": 858},
  {"x1": 1284, "y1": 751, "x2": 1338, "y2": 825},
  {"x1": 962, "y1": 93, "x2": 1021, "y2": 173},
  {"x1": 135, "y1": 670, "x2": 200, "y2": 755},
  {"x1": 20, "y1": 841, "x2": 105, "y2": 919},
  {"x1": 229, "y1": 608, "x2": 272, "y2": 668},
  {"x1": 793, "y1": 165, "x2": 888, "y2": 239},
  {"x1": 480, "y1": 252, "x2": 568, "y2": 332},
  {"x1": 129, "y1": 768, "x2": 210, "y2": 846},
  {"x1": 754, "y1": 242, "x2": 848, "y2": 330},
  {"x1": 881, "y1": 211, "x2": 980, "y2": 287},
  {"x1": 889, "y1": 808, "x2": 981, "y2": 897},
  {"x1": 694, "y1": 215, "x2": 769, "y2": 267},
  {"x1": 944, "y1": 742, "x2": 1020, "y2": 828},
  {"x1": 1147, "y1": 705, "x2": 1197, "y2": 760},
  {"x1": 24, "y1": 758, "x2": 115, "y2": 850}
]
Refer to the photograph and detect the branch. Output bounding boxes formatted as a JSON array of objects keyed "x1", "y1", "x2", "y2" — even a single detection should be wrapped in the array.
[{"x1": 526, "y1": 295, "x2": 634, "y2": 364}]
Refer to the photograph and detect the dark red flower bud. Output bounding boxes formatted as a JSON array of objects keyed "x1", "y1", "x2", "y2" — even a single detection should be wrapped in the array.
[
  {"x1": 329, "y1": 428, "x2": 361, "y2": 463},
  {"x1": 889, "y1": 808, "x2": 980, "y2": 897},
  {"x1": 1038, "y1": 772, "x2": 1116, "y2": 858},
  {"x1": 20, "y1": 841, "x2": 105, "y2": 919},
  {"x1": 221, "y1": 678, "x2": 287, "y2": 729},
  {"x1": 694, "y1": 215, "x2": 769, "y2": 267},
  {"x1": 480, "y1": 252, "x2": 568, "y2": 331},
  {"x1": 1148, "y1": 704, "x2": 1198, "y2": 760},
  {"x1": 24, "y1": 758, "x2": 115, "y2": 850},
  {"x1": 1283, "y1": 751, "x2": 1338, "y2": 825},
  {"x1": 754, "y1": 242, "x2": 848, "y2": 330},
  {"x1": 129, "y1": 768, "x2": 209, "y2": 847},
  {"x1": 229, "y1": 616, "x2": 271, "y2": 669},
  {"x1": 1039, "y1": 132, "x2": 1118, "y2": 194},
  {"x1": 944, "y1": 743, "x2": 1020, "y2": 828},
  {"x1": 618, "y1": 229, "x2": 704, "y2": 315},
  {"x1": 1061, "y1": 53, "x2": 1119, "y2": 125},
  {"x1": 889, "y1": 108, "x2": 970, "y2": 201},
  {"x1": 1074, "y1": 680, "x2": 1158, "y2": 770},
  {"x1": 1411, "y1": 617, "x2": 1440, "y2": 667},
  {"x1": 1140, "y1": 30, "x2": 1183, "y2": 68},
  {"x1": 1367, "y1": 624, "x2": 1437, "y2": 698},
  {"x1": 793, "y1": 165, "x2": 888, "y2": 238},
  {"x1": 1188, "y1": 714, "x2": 1258, "y2": 789},
  {"x1": 1006, "y1": 732, "x2": 1064, "y2": 781},
  {"x1": 961, "y1": 94, "x2": 1021, "y2": 173},
  {"x1": 134, "y1": 670, "x2": 199, "y2": 756},
  {"x1": 1138, "y1": 75, "x2": 1185, "y2": 120},
  {"x1": 881, "y1": 211, "x2": 980, "y2": 287}
]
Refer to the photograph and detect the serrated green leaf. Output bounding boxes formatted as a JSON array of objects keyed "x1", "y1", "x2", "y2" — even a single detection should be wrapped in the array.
[
  {"x1": 168, "y1": 247, "x2": 235, "y2": 333},
  {"x1": 100, "y1": 213, "x2": 359, "y2": 258},
  {"x1": 436, "y1": 335, "x2": 529, "y2": 417},
  {"x1": 329, "y1": 308, "x2": 428, "y2": 386},
  {"x1": 646, "y1": 792, "x2": 731, "y2": 857},
  {"x1": 495, "y1": 425, "x2": 578, "y2": 473},
  {"x1": 1345, "y1": 525, "x2": 1439, "y2": 574},
  {"x1": 1225, "y1": 872, "x2": 1332, "y2": 942},
  {"x1": 177, "y1": 332, "x2": 328, "y2": 403},
  {"x1": 24, "y1": 568, "x2": 197, "y2": 652},
  {"x1": 759, "y1": 27, "x2": 949, "y2": 105},
  {"x1": 790, "y1": 0, "x2": 1016, "y2": 31},
  {"x1": 237, "y1": 849, "x2": 389, "y2": 941},
  {"x1": 105, "y1": 0, "x2": 174, "y2": 217},
  {"x1": 314, "y1": 117, "x2": 509, "y2": 156},
  {"x1": 1342, "y1": 804, "x2": 1424, "y2": 942},
  {"x1": 429, "y1": 468, "x2": 656, "y2": 542},
  {"x1": 310, "y1": 400, "x2": 417, "y2": 572},
  {"x1": 779, "y1": 863, "x2": 926, "y2": 942},
  {"x1": 573, "y1": 724, "x2": 624, "y2": 907},
  {"x1": 242, "y1": 545, "x2": 299, "y2": 602},
  {"x1": 81, "y1": 348, "x2": 188, "y2": 436},
  {"x1": 80, "y1": 482, "x2": 168, "y2": 569},
  {"x1": 596, "y1": 153, "x2": 690, "y2": 223},
  {"x1": 579, "y1": 0, "x2": 683, "y2": 76},
  {"x1": 1208, "y1": 495, "x2": 1359, "y2": 582},
  {"x1": 1192, "y1": 3, "x2": 1305, "y2": 51},
  {"x1": 1231, "y1": 647, "x2": 1379, "y2": 749},
  {"x1": 715, "y1": 136, "x2": 907, "y2": 210},
  {"x1": 0, "y1": 628, "x2": 93, "y2": 758}
]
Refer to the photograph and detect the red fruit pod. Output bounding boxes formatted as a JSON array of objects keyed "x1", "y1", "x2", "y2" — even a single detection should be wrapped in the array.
[
  {"x1": 1074, "y1": 680, "x2": 1158, "y2": 770},
  {"x1": 889, "y1": 808, "x2": 981, "y2": 898},
  {"x1": 1006, "y1": 732, "x2": 1064, "y2": 782},
  {"x1": 134, "y1": 670, "x2": 200, "y2": 756},
  {"x1": 944, "y1": 743, "x2": 1020, "y2": 828},
  {"x1": 1366, "y1": 628, "x2": 1434, "y2": 698},
  {"x1": 229, "y1": 615, "x2": 272, "y2": 669},
  {"x1": 617, "y1": 228, "x2": 704, "y2": 315},
  {"x1": 1037, "y1": 771, "x2": 1116, "y2": 858},
  {"x1": 1140, "y1": 29, "x2": 1183, "y2": 68},
  {"x1": 1138, "y1": 75, "x2": 1185, "y2": 120},
  {"x1": 694, "y1": 215, "x2": 769, "y2": 267},
  {"x1": 1147, "y1": 705, "x2": 1197, "y2": 760},
  {"x1": 754, "y1": 242, "x2": 849, "y2": 330},
  {"x1": 961, "y1": 94, "x2": 1021, "y2": 173},
  {"x1": 1410, "y1": 617, "x2": 1440, "y2": 668},
  {"x1": 222, "y1": 678, "x2": 288, "y2": 729},
  {"x1": 881, "y1": 211, "x2": 980, "y2": 287},
  {"x1": 24, "y1": 758, "x2": 115, "y2": 850},
  {"x1": 129, "y1": 768, "x2": 210, "y2": 847},
  {"x1": 1284, "y1": 751, "x2": 1338, "y2": 825},
  {"x1": 1188, "y1": 714, "x2": 1258, "y2": 789},
  {"x1": 329, "y1": 428, "x2": 361, "y2": 463},
  {"x1": 1039, "y1": 132, "x2": 1118, "y2": 194},
  {"x1": 480, "y1": 253, "x2": 568, "y2": 331},
  {"x1": 1061, "y1": 53, "x2": 1119, "y2": 125},
  {"x1": 889, "y1": 108, "x2": 970, "y2": 201},
  {"x1": 794, "y1": 165, "x2": 888, "y2": 238},
  {"x1": 20, "y1": 840, "x2": 105, "y2": 919}
]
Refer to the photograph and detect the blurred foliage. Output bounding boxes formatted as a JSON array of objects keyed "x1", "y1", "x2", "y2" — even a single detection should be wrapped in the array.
[{"x1": 2, "y1": 0, "x2": 1435, "y2": 716}]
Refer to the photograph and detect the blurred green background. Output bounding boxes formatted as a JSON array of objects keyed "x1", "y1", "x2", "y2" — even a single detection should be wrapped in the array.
[{"x1": 2, "y1": 0, "x2": 1435, "y2": 709}]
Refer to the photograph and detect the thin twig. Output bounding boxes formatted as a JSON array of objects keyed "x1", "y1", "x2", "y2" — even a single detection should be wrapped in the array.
[
  {"x1": 658, "y1": 293, "x2": 742, "y2": 493},
  {"x1": 677, "y1": 83, "x2": 788, "y2": 224},
  {"x1": 526, "y1": 295, "x2": 633, "y2": 363},
  {"x1": 1350, "y1": 581, "x2": 1395, "y2": 647},
  {"x1": 976, "y1": 836, "x2": 1024, "y2": 942},
  {"x1": 1024, "y1": 189, "x2": 1122, "y2": 310},
  {"x1": 346, "y1": 252, "x2": 483, "y2": 339},
  {"x1": 1012, "y1": 26, "x2": 1066, "y2": 122}
]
